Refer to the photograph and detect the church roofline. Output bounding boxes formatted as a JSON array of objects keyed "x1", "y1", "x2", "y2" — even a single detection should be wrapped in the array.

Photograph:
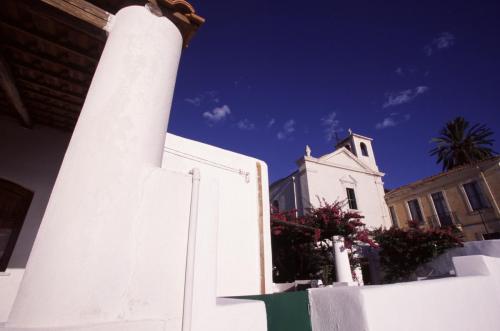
[
  {"x1": 305, "y1": 148, "x2": 385, "y2": 177},
  {"x1": 335, "y1": 132, "x2": 373, "y2": 148}
]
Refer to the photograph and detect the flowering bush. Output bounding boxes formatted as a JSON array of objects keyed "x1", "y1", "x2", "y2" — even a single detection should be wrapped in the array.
[
  {"x1": 271, "y1": 200, "x2": 376, "y2": 284},
  {"x1": 372, "y1": 222, "x2": 463, "y2": 283}
]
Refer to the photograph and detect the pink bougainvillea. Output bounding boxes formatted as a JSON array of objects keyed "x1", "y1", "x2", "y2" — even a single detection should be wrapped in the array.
[{"x1": 270, "y1": 200, "x2": 375, "y2": 283}]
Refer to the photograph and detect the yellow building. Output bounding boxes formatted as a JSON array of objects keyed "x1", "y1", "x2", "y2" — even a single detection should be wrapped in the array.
[{"x1": 385, "y1": 156, "x2": 500, "y2": 241}]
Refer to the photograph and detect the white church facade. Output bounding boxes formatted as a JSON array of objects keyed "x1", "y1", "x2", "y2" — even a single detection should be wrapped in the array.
[{"x1": 270, "y1": 131, "x2": 392, "y2": 229}]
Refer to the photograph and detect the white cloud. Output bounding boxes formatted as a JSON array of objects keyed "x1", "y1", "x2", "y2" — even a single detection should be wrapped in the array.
[
  {"x1": 395, "y1": 66, "x2": 418, "y2": 76},
  {"x1": 321, "y1": 112, "x2": 342, "y2": 142},
  {"x1": 185, "y1": 97, "x2": 202, "y2": 106},
  {"x1": 376, "y1": 113, "x2": 411, "y2": 130},
  {"x1": 185, "y1": 91, "x2": 219, "y2": 107},
  {"x1": 383, "y1": 86, "x2": 429, "y2": 108},
  {"x1": 424, "y1": 32, "x2": 455, "y2": 56},
  {"x1": 267, "y1": 118, "x2": 276, "y2": 128},
  {"x1": 277, "y1": 119, "x2": 295, "y2": 140},
  {"x1": 203, "y1": 105, "x2": 231, "y2": 123},
  {"x1": 375, "y1": 118, "x2": 397, "y2": 129},
  {"x1": 237, "y1": 119, "x2": 255, "y2": 130}
]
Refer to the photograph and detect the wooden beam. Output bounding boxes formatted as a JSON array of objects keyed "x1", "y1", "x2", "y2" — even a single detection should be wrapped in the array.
[
  {"x1": 19, "y1": 84, "x2": 83, "y2": 107},
  {"x1": 39, "y1": 0, "x2": 112, "y2": 31},
  {"x1": 0, "y1": 53, "x2": 32, "y2": 127},
  {"x1": 23, "y1": 89, "x2": 82, "y2": 112},
  {"x1": 12, "y1": 62, "x2": 89, "y2": 92},
  {"x1": 18, "y1": 0, "x2": 107, "y2": 42},
  {"x1": 24, "y1": 97, "x2": 80, "y2": 118},
  {"x1": 17, "y1": 79, "x2": 85, "y2": 104},
  {"x1": 3, "y1": 44, "x2": 95, "y2": 77},
  {"x1": 0, "y1": 21, "x2": 99, "y2": 64},
  {"x1": 26, "y1": 102, "x2": 80, "y2": 121},
  {"x1": 17, "y1": 77, "x2": 86, "y2": 100}
]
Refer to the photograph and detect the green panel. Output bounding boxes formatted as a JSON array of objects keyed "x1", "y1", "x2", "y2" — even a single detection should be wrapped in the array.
[{"x1": 233, "y1": 291, "x2": 312, "y2": 331}]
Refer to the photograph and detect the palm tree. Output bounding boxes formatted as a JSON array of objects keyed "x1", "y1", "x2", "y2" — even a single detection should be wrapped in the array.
[{"x1": 430, "y1": 117, "x2": 497, "y2": 171}]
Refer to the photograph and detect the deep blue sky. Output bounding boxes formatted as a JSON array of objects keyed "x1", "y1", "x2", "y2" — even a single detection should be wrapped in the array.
[{"x1": 167, "y1": 0, "x2": 500, "y2": 189}]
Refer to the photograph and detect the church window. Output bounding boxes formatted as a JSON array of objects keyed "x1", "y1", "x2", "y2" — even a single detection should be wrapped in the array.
[
  {"x1": 346, "y1": 188, "x2": 358, "y2": 210},
  {"x1": 360, "y1": 142, "x2": 369, "y2": 156}
]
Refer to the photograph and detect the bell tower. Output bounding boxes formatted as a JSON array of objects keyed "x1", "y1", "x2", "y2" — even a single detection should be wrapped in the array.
[{"x1": 336, "y1": 129, "x2": 379, "y2": 172}]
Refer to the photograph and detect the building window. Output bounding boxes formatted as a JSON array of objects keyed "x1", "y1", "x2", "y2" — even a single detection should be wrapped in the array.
[
  {"x1": 389, "y1": 206, "x2": 399, "y2": 228},
  {"x1": 344, "y1": 144, "x2": 352, "y2": 152},
  {"x1": 346, "y1": 188, "x2": 358, "y2": 210},
  {"x1": 0, "y1": 179, "x2": 33, "y2": 272},
  {"x1": 360, "y1": 142, "x2": 369, "y2": 156},
  {"x1": 430, "y1": 191, "x2": 453, "y2": 226},
  {"x1": 407, "y1": 199, "x2": 424, "y2": 224},
  {"x1": 463, "y1": 181, "x2": 490, "y2": 211}
]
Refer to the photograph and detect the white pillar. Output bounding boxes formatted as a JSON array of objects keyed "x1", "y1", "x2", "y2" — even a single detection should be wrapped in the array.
[
  {"x1": 333, "y1": 236, "x2": 354, "y2": 283},
  {"x1": 7, "y1": 5, "x2": 183, "y2": 328}
]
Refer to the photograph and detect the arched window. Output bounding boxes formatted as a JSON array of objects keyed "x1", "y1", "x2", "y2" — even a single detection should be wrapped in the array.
[{"x1": 360, "y1": 142, "x2": 369, "y2": 156}]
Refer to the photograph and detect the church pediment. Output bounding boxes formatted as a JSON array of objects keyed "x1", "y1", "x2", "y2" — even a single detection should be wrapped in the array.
[{"x1": 317, "y1": 148, "x2": 378, "y2": 174}]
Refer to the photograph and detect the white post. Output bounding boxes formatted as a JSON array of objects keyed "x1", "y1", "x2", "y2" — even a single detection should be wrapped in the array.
[
  {"x1": 7, "y1": 5, "x2": 183, "y2": 327},
  {"x1": 333, "y1": 235, "x2": 354, "y2": 283}
]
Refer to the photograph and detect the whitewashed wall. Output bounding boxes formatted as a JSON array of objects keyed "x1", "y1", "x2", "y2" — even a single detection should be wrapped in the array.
[
  {"x1": 163, "y1": 133, "x2": 273, "y2": 297},
  {"x1": 0, "y1": 269, "x2": 23, "y2": 323},
  {"x1": 270, "y1": 172, "x2": 301, "y2": 213},
  {"x1": 0, "y1": 118, "x2": 71, "y2": 268},
  {"x1": 309, "y1": 255, "x2": 500, "y2": 331},
  {"x1": 2, "y1": 132, "x2": 270, "y2": 330},
  {"x1": 419, "y1": 239, "x2": 500, "y2": 277}
]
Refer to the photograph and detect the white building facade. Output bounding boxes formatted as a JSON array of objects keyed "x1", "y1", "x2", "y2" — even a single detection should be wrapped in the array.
[
  {"x1": 0, "y1": 3, "x2": 269, "y2": 330},
  {"x1": 270, "y1": 132, "x2": 391, "y2": 229}
]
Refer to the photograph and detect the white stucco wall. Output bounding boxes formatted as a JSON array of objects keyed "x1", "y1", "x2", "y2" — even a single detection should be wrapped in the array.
[
  {"x1": 419, "y1": 239, "x2": 500, "y2": 277},
  {"x1": 163, "y1": 133, "x2": 273, "y2": 297},
  {"x1": 309, "y1": 255, "x2": 500, "y2": 331},
  {"x1": 270, "y1": 173, "x2": 301, "y2": 213},
  {"x1": 2, "y1": 132, "x2": 270, "y2": 329},
  {"x1": 3, "y1": 5, "x2": 270, "y2": 329},
  {"x1": 0, "y1": 117, "x2": 71, "y2": 268},
  {"x1": 303, "y1": 160, "x2": 390, "y2": 229},
  {"x1": 0, "y1": 269, "x2": 23, "y2": 323}
]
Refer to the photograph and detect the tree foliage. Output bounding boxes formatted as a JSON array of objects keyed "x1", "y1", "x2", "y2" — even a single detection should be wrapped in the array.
[{"x1": 430, "y1": 117, "x2": 496, "y2": 171}]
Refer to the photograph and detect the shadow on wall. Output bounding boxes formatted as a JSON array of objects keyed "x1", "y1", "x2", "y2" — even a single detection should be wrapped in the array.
[{"x1": 0, "y1": 118, "x2": 71, "y2": 268}]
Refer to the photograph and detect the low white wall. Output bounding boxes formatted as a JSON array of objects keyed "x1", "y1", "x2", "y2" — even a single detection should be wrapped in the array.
[
  {"x1": 0, "y1": 118, "x2": 71, "y2": 268},
  {"x1": 163, "y1": 133, "x2": 273, "y2": 296},
  {"x1": 419, "y1": 239, "x2": 500, "y2": 277},
  {"x1": 0, "y1": 269, "x2": 24, "y2": 323},
  {"x1": 309, "y1": 255, "x2": 500, "y2": 331}
]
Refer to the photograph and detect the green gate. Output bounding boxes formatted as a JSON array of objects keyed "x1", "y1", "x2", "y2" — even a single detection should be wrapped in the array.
[{"x1": 234, "y1": 291, "x2": 312, "y2": 331}]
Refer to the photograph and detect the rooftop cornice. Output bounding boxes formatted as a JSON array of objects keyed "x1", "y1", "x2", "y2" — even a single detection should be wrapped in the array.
[{"x1": 385, "y1": 156, "x2": 500, "y2": 199}]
